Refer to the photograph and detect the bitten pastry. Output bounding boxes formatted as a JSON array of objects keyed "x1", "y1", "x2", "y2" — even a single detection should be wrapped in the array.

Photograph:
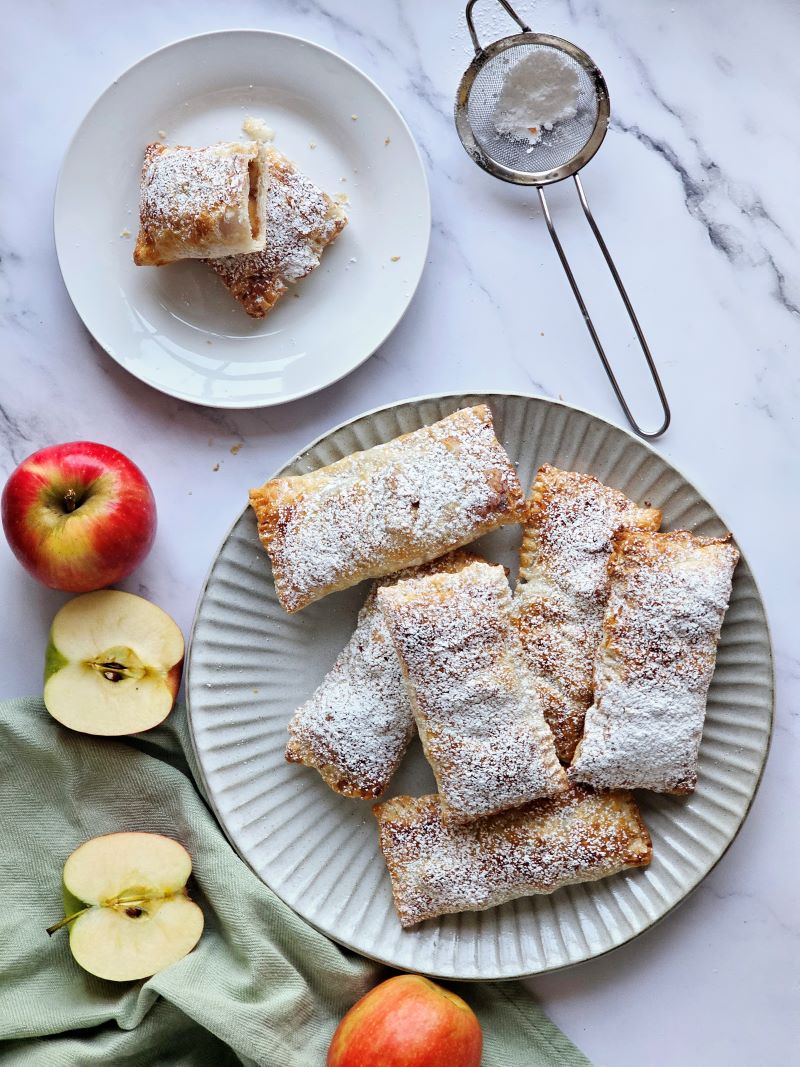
[
  {"x1": 513, "y1": 466, "x2": 661, "y2": 762},
  {"x1": 374, "y1": 785, "x2": 652, "y2": 927},
  {"x1": 133, "y1": 142, "x2": 270, "y2": 266},
  {"x1": 250, "y1": 405, "x2": 525, "y2": 613},
  {"x1": 378, "y1": 559, "x2": 567, "y2": 824},
  {"x1": 569, "y1": 528, "x2": 739, "y2": 794},
  {"x1": 285, "y1": 551, "x2": 480, "y2": 799},
  {"x1": 206, "y1": 146, "x2": 347, "y2": 318}
]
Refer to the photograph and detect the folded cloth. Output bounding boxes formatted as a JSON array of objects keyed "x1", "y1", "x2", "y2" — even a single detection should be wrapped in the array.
[{"x1": 0, "y1": 698, "x2": 589, "y2": 1067}]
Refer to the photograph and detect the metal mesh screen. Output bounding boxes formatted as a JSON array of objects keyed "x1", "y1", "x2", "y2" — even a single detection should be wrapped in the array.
[{"x1": 467, "y1": 42, "x2": 599, "y2": 177}]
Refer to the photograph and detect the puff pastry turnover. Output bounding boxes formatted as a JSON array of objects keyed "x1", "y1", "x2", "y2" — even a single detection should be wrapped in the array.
[
  {"x1": 569, "y1": 528, "x2": 739, "y2": 794},
  {"x1": 250, "y1": 405, "x2": 525, "y2": 613},
  {"x1": 374, "y1": 785, "x2": 652, "y2": 927},
  {"x1": 378, "y1": 559, "x2": 567, "y2": 824},
  {"x1": 133, "y1": 142, "x2": 269, "y2": 266},
  {"x1": 206, "y1": 146, "x2": 347, "y2": 318},
  {"x1": 513, "y1": 466, "x2": 661, "y2": 763},
  {"x1": 285, "y1": 551, "x2": 480, "y2": 799}
]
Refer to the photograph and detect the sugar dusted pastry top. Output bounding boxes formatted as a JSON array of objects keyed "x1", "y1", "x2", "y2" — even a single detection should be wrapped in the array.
[
  {"x1": 374, "y1": 786, "x2": 652, "y2": 927},
  {"x1": 514, "y1": 465, "x2": 661, "y2": 762},
  {"x1": 285, "y1": 551, "x2": 480, "y2": 799},
  {"x1": 207, "y1": 146, "x2": 347, "y2": 318},
  {"x1": 133, "y1": 141, "x2": 269, "y2": 266},
  {"x1": 569, "y1": 528, "x2": 739, "y2": 794},
  {"x1": 250, "y1": 405, "x2": 525, "y2": 613},
  {"x1": 378, "y1": 559, "x2": 567, "y2": 823}
]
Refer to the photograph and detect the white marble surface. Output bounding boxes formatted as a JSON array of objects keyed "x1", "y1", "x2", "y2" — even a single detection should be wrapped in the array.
[{"x1": 1, "y1": 1, "x2": 797, "y2": 1063}]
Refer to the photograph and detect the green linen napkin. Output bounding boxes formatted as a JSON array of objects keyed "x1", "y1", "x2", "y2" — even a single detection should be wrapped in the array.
[{"x1": 0, "y1": 697, "x2": 589, "y2": 1067}]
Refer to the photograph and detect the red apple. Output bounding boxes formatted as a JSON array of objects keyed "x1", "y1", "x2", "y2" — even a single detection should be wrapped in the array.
[
  {"x1": 2, "y1": 441, "x2": 156, "y2": 592},
  {"x1": 327, "y1": 974, "x2": 482, "y2": 1067}
]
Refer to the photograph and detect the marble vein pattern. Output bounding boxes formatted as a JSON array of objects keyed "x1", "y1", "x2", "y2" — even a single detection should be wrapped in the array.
[{"x1": 0, "y1": 2, "x2": 797, "y2": 1064}]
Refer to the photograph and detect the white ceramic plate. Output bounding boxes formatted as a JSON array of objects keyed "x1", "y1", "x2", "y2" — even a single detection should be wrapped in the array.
[
  {"x1": 54, "y1": 31, "x2": 430, "y2": 408},
  {"x1": 187, "y1": 394, "x2": 773, "y2": 979}
]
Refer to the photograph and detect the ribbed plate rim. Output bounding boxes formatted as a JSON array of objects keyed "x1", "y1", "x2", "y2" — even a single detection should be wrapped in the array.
[{"x1": 186, "y1": 392, "x2": 774, "y2": 979}]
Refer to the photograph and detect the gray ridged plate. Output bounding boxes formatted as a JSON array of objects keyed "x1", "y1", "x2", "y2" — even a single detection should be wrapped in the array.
[{"x1": 187, "y1": 394, "x2": 773, "y2": 979}]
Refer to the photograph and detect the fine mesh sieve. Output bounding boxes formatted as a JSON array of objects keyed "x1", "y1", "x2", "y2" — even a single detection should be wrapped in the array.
[{"x1": 455, "y1": 0, "x2": 670, "y2": 438}]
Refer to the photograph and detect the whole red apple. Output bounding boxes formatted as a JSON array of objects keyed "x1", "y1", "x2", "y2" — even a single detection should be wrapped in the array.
[
  {"x1": 327, "y1": 974, "x2": 482, "y2": 1067},
  {"x1": 2, "y1": 442, "x2": 156, "y2": 592}
]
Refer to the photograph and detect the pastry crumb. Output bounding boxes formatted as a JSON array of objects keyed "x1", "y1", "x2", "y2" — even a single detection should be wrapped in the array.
[
  {"x1": 333, "y1": 192, "x2": 349, "y2": 205},
  {"x1": 242, "y1": 116, "x2": 275, "y2": 142},
  {"x1": 390, "y1": 255, "x2": 401, "y2": 262},
  {"x1": 349, "y1": 257, "x2": 357, "y2": 264},
  {"x1": 158, "y1": 129, "x2": 167, "y2": 139},
  {"x1": 309, "y1": 142, "x2": 316, "y2": 149},
  {"x1": 212, "y1": 463, "x2": 220, "y2": 472},
  {"x1": 384, "y1": 137, "x2": 391, "y2": 145},
  {"x1": 351, "y1": 114, "x2": 358, "y2": 121},
  {"x1": 119, "y1": 228, "x2": 131, "y2": 238},
  {"x1": 230, "y1": 443, "x2": 243, "y2": 456}
]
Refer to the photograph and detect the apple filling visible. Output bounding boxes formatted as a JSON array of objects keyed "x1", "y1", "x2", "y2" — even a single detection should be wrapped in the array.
[{"x1": 248, "y1": 159, "x2": 261, "y2": 240}]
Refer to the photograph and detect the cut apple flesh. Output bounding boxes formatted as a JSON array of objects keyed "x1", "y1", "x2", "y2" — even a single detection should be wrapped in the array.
[
  {"x1": 43, "y1": 590, "x2": 184, "y2": 736},
  {"x1": 57, "y1": 832, "x2": 203, "y2": 982},
  {"x1": 69, "y1": 895, "x2": 203, "y2": 982}
]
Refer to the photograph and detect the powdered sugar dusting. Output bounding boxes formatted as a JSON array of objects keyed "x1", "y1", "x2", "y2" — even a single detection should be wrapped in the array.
[
  {"x1": 569, "y1": 529, "x2": 739, "y2": 793},
  {"x1": 135, "y1": 143, "x2": 254, "y2": 263},
  {"x1": 285, "y1": 552, "x2": 477, "y2": 798},
  {"x1": 378, "y1": 560, "x2": 566, "y2": 823},
  {"x1": 374, "y1": 786, "x2": 652, "y2": 927},
  {"x1": 286, "y1": 585, "x2": 412, "y2": 798},
  {"x1": 513, "y1": 466, "x2": 661, "y2": 762},
  {"x1": 493, "y1": 50, "x2": 580, "y2": 147},
  {"x1": 208, "y1": 146, "x2": 346, "y2": 317},
  {"x1": 251, "y1": 406, "x2": 524, "y2": 612}
]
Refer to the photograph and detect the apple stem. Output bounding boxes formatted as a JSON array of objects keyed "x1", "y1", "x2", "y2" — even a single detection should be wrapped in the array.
[
  {"x1": 46, "y1": 907, "x2": 91, "y2": 936},
  {"x1": 62, "y1": 487, "x2": 79, "y2": 513}
]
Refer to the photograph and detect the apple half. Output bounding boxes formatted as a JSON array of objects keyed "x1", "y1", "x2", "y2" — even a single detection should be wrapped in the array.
[
  {"x1": 48, "y1": 832, "x2": 204, "y2": 982},
  {"x1": 44, "y1": 590, "x2": 184, "y2": 736}
]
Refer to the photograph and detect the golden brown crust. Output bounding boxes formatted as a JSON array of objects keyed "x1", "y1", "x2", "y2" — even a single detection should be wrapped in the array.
[
  {"x1": 569, "y1": 528, "x2": 739, "y2": 794},
  {"x1": 250, "y1": 405, "x2": 525, "y2": 613},
  {"x1": 133, "y1": 142, "x2": 269, "y2": 266},
  {"x1": 206, "y1": 146, "x2": 347, "y2": 317},
  {"x1": 513, "y1": 465, "x2": 661, "y2": 762},
  {"x1": 374, "y1": 786, "x2": 652, "y2": 927}
]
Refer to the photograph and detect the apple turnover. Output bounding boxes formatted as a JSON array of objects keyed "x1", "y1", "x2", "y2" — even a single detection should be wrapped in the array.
[
  {"x1": 206, "y1": 146, "x2": 347, "y2": 318},
  {"x1": 285, "y1": 551, "x2": 480, "y2": 799},
  {"x1": 133, "y1": 142, "x2": 269, "y2": 266},
  {"x1": 250, "y1": 406, "x2": 525, "y2": 613},
  {"x1": 513, "y1": 466, "x2": 661, "y2": 762},
  {"x1": 378, "y1": 559, "x2": 567, "y2": 824},
  {"x1": 374, "y1": 785, "x2": 652, "y2": 927},
  {"x1": 569, "y1": 528, "x2": 739, "y2": 794}
]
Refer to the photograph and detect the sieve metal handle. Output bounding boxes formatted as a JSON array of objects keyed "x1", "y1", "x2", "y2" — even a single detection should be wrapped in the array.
[
  {"x1": 537, "y1": 177, "x2": 671, "y2": 439},
  {"x1": 465, "y1": 0, "x2": 530, "y2": 55}
]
